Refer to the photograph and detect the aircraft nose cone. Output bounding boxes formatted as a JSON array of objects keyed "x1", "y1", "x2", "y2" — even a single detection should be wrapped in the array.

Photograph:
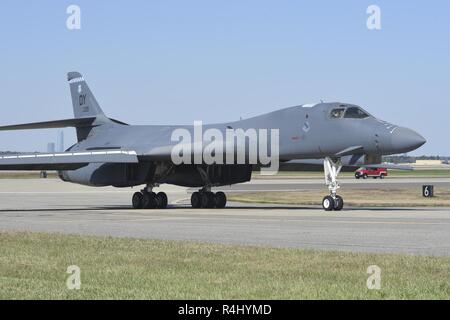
[{"x1": 391, "y1": 127, "x2": 426, "y2": 153}]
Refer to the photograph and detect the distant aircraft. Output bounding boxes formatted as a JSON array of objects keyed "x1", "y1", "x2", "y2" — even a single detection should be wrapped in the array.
[{"x1": 0, "y1": 72, "x2": 426, "y2": 211}]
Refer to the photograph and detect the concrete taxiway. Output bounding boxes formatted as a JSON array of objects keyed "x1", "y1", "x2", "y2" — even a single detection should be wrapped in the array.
[{"x1": 0, "y1": 178, "x2": 449, "y2": 256}]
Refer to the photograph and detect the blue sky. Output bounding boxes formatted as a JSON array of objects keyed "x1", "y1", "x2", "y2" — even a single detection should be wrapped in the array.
[{"x1": 0, "y1": 0, "x2": 448, "y2": 155}]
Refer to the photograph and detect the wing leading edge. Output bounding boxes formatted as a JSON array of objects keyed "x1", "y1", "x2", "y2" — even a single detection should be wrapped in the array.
[{"x1": 0, "y1": 150, "x2": 138, "y2": 171}]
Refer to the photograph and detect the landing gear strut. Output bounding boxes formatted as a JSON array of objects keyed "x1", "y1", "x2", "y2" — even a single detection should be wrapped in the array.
[
  {"x1": 191, "y1": 188, "x2": 227, "y2": 209},
  {"x1": 322, "y1": 157, "x2": 344, "y2": 211},
  {"x1": 132, "y1": 184, "x2": 168, "y2": 209}
]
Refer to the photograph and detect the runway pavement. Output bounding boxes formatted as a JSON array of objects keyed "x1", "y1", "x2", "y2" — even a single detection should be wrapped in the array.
[{"x1": 0, "y1": 178, "x2": 449, "y2": 256}]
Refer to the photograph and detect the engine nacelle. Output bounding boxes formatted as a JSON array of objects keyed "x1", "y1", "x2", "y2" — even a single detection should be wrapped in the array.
[
  {"x1": 58, "y1": 163, "x2": 151, "y2": 187},
  {"x1": 162, "y1": 164, "x2": 252, "y2": 187},
  {"x1": 59, "y1": 162, "x2": 252, "y2": 188}
]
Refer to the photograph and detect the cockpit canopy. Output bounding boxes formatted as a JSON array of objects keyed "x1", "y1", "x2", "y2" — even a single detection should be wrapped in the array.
[{"x1": 330, "y1": 105, "x2": 370, "y2": 119}]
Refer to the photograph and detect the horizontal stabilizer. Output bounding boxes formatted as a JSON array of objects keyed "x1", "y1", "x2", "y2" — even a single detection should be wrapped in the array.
[
  {"x1": 0, "y1": 150, "x2": 138, "y2": 171},
  {"x1": 0, "y1": 117, "x2": 97, "y2": 131}
]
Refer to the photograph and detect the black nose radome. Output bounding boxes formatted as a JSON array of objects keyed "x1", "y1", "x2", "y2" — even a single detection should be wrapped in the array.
[{"x1": 391, "y1": 127, "x2": 426, "y2": 153}]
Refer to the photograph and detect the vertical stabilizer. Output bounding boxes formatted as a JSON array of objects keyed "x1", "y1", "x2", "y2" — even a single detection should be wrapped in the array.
[
  {"x1": 67, "y1": 71, "x2": 107, "y2": 119},
  {"x1": 67, "y1": 72, "x2": 111, "y2": 141}
]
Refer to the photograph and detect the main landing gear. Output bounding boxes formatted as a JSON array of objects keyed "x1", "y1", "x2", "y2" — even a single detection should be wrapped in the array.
[
  {"x1": 190, "y1": 166, "x2": 227, "y2": 209},
  {"x1": 132, "y1": 185, "x2": 168, "y2": 209},
  {"x1": 322, "y1": 157, "x2": 344, "y2": 211},
  {"x1": 191, "y1": 189, "x2": 227, "y2": 209}
]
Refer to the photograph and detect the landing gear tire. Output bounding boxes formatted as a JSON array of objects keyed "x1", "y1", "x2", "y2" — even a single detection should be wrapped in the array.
[
  {"x1": 191, "y1": 191, "x2": 228, "y2": 209},
  {"x1": 333, "y1": 195, "x2": 344, "y2": 211},
  {"x1": 214, "y1": 192, "x2": 227, "y2": 209},
  {"x1": 191, "y1": 192, "x2": 202, "y2": 208},
  {"x1": 201, "y1": 192, "x2": 215, "y2": 208},
  {"x1": 363, "y1": 174, "x2": 368, "y2": 179},
  {"x1": 142, "y1": 192, "x2": 157, "y2": 209},
  {"x1": 132, "y1": 192, "x2": 144, "y2": 209},
  {"x1": 322, "y1": 196, "x2": 335, "y2": 211},
  {"x1": 380, "y1": 174, "x2": 385, "y2": 179},
  {"x1": 156, "y1": 192, "x2": 168, "y2": 209},
  {"x1": 132, "y1": 188, "x2": 169, "y2": 210}
]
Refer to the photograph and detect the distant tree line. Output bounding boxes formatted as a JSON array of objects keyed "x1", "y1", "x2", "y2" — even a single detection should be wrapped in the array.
[{"x1": 383, "y1": 155, "x2": 449, "y2": 163}]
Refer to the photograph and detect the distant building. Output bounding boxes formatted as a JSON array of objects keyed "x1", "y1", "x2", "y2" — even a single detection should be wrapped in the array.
[
  {"x1": 43, "y1": 142, "x2": 56, "y2": 178},
  {"x1": 57, "y1": 131, "x2": 64, "y2": 152},
  {"x1": 47, "y1": 142, "x2": 55, "y2": 153},
  {"x1": 415, "y1": 160, "x2": 442, "y2": 166}
]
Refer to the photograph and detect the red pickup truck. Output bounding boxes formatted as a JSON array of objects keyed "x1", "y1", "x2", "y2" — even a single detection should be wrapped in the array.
[{"x1": 355, "y1": 168, "x2": 388, "y2": 179}]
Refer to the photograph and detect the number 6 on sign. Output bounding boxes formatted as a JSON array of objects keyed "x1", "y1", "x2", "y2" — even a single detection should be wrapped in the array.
[{"x1": 423, "y1": 185, "x2": 434, "y2": 197}]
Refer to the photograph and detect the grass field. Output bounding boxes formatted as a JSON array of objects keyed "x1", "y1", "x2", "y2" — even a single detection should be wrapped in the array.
[
  {"x1": 0, "y1": 232, "x2": 449, "y2": 299},
  {"x1": 228, "y1": 187, "x2": 450, "y2": 207}
]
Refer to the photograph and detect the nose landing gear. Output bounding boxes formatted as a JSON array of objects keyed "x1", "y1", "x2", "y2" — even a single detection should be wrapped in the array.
[
  {"x1": 322, "y1": 194, "x2": 344, "y2": 211},
  {"x1": 322, "y1": 157, "x2": 344, "y2": 211}
]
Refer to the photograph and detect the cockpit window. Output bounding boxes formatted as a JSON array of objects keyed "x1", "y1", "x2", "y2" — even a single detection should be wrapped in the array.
[
  {"x1": 330, "y1": 108, "x2": 345, "y2": 118},
  {"x1": 344, "y1": 107, "x2": 369, "y2": 119}
]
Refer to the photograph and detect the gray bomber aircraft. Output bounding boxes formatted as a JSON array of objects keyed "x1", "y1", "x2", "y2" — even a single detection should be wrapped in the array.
[{"x1": 0, "y1": 72, "x2": 426, "y2": 211}]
